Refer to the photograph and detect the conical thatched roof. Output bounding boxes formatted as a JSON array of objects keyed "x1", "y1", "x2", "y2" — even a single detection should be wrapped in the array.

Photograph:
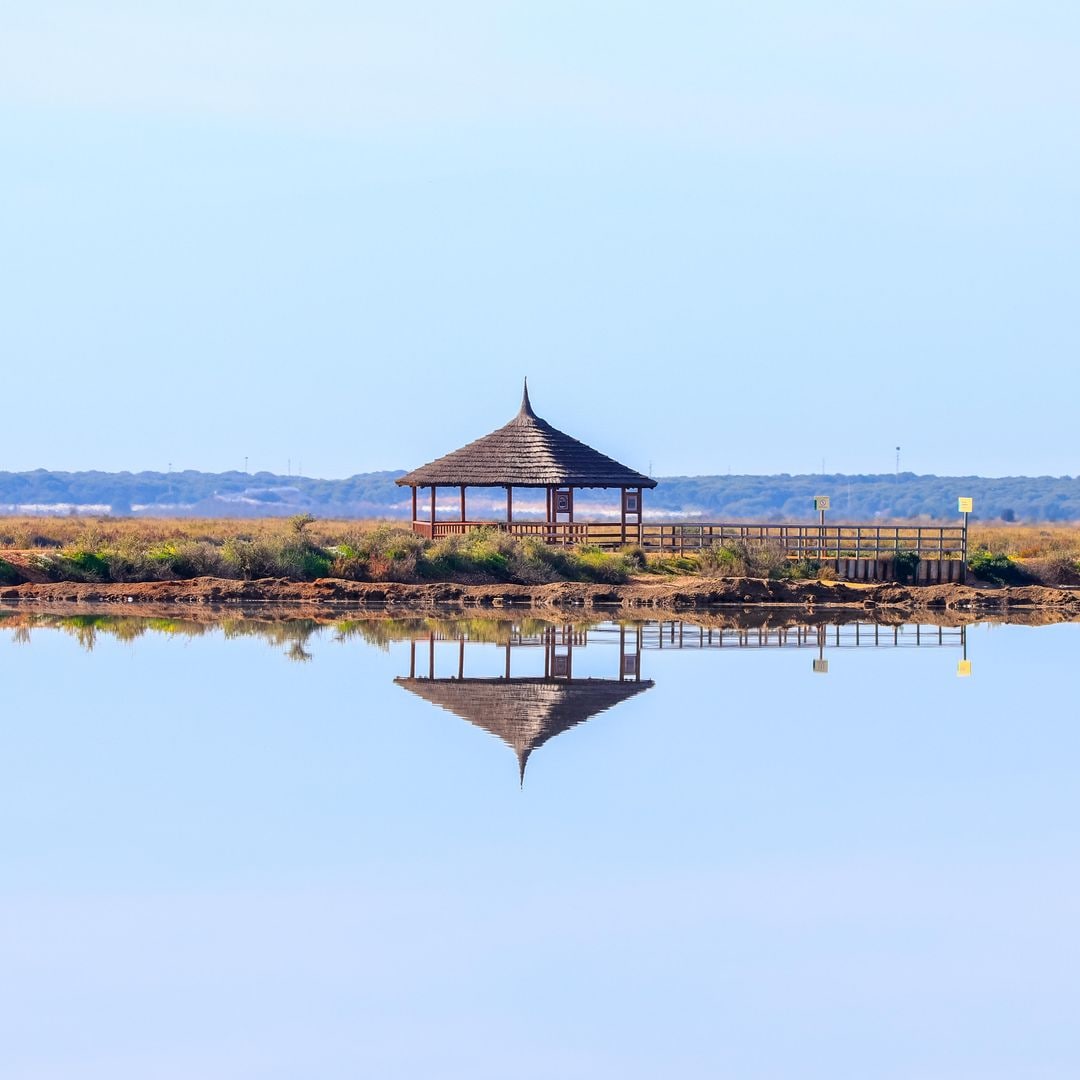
[
  {"x1": 396, "y1": 382, "x2": 657, "y2": 489},
  {"x1": 395, "y1": 675, "x2": 653, "y2": 783}
]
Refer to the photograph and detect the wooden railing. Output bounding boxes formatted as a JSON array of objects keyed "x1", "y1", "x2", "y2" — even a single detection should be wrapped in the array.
[{"x1": 411, "y1": 519, "x2": 967, "y2": 559}]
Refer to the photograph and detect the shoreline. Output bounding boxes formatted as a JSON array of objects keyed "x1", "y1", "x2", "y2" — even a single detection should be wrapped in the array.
[{"x1": 3, "y1": 575, "x2": 1080, "y2": 617}]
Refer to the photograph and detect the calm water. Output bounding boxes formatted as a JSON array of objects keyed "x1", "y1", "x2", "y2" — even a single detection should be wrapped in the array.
[{"x1": 2, "y1": 609, "x2": 1079, "y2": 1080}]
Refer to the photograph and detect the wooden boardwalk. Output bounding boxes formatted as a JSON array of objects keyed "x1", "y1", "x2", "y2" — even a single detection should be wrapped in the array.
[{"x1": 415, "y1": 518, "x2": 967, "y2": 561}]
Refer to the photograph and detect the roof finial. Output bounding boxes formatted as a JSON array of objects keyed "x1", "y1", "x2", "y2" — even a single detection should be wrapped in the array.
[{"x1": 519, "y1": 377, "x2": 536, "y2": 419}]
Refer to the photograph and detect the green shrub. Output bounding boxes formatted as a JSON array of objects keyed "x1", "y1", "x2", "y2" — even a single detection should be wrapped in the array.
[
  {"x1": 783, "y1": 558, "x2": 823, "y2": 580},
  {"x1": 891, "y1": 548, "x2": 921, "y2": 583},
  {"x1": 57, "y1": 548, "x2": 112, "y2": 582},
  {"x1": 0, "y1": 558, "x2": 23, "y2": 585},
  {"x1": 572, "y1": 545, "x2": 632, "y2": 584},
  {"x1": 164, "y1": 541, "x2": 229, "y2": 579},
  {"x1": 698, "y1": 539, "x2": 788, "y2": 579},
  {"x1": 420, "y1": 529, "x2": 514, "y2": 580},
  {"x1": 968, "y1": 547, "x2": 1028, "y2": 585}
]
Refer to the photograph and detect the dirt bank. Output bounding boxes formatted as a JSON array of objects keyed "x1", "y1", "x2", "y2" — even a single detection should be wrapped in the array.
[{"x1": 3, "y1": 574, "x2": 1079, "y2": 616}]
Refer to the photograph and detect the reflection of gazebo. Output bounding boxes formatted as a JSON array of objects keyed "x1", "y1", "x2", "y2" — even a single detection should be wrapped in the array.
[
  {"x1": 396, "y1": 382, "x2": 657, "y2": 545},
  {"x1": 395, "y1": 625, "x2": 652, "y2": 783}
]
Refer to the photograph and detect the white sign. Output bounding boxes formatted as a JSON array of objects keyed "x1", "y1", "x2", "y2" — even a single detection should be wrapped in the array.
[{"x1": 814, "y1": 496, "x2": 830, "y2": 512}]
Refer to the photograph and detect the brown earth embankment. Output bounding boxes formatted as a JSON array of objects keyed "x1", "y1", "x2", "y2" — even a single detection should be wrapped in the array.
[{"x1": 3, "y1": 575, "x2": 1079, "y2": 618}]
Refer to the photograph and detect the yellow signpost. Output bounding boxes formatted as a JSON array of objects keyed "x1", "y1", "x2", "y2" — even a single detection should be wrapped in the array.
[
  {"x1": 958, "y1": 497, "x2": 973, "y2": 582},
  {"x1": 957, "y1": 659, "x2": 972, "y2": 677}
]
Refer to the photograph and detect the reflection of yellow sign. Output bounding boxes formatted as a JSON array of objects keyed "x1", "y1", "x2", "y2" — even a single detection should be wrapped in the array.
[
  {"x1": 814, "y1": 496, "x2": 830, "y2": 512},
  {"x1": 957, "y1": 659, "x2": 972, "y2": 677},
  {"x1": 958, "y1": 497, "x2": 973, "y2": 513},
  {"x1": 813, "y1": 659, "x2": 829, "y2": 674}
]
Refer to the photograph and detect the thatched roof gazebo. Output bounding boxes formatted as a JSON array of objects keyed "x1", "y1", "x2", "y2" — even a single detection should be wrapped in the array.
[{"x1": 396, "y1": 381, "x2": 657, "y2": 545}]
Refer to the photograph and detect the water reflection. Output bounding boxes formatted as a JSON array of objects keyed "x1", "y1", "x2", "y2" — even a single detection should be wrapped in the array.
[
  {"x1": 397, "y1": 625, "x2": 652, "y2": 784},
  {"x1": 2, "y1": 606, "x2": 980, "y2": 783}
]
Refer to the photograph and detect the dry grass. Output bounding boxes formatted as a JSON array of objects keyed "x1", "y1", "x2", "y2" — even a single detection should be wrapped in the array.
[
  {"x1": 968, "y1": 524, "x2": 1080, "y2": 559},
  {"x1": 0, "y1": 516, "x2": 390, "y2": 551}
]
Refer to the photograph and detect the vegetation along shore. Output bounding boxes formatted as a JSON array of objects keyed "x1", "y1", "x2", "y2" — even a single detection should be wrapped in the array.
[{"x1": 1, "y1": 516, "x2": 1079, "y2": 613}]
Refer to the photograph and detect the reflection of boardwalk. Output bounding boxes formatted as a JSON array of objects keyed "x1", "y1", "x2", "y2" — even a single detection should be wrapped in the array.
[
  {"x1": 629, "y1": 621, "x2": 966, "y2": 651},
  {"x1": 395, "y1": 676, "x2": 653, "y2": 784}
]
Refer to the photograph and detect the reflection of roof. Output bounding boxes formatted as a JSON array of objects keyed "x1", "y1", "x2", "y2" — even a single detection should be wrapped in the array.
[
  {"x1": 395, "y1": 675, "x2": 654, "y2": 783},
  {"x1": 395, "y1": 382, "x2": 657, "y2": 489}
]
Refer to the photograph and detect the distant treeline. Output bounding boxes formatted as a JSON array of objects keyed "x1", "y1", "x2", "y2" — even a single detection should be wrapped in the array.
[{"x1": 1, "y1": 469, "x2": 1078, "y2": 522}]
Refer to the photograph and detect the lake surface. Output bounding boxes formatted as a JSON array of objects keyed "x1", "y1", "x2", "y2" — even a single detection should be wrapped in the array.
[{"x1": 2, "y1": 609, "x2": 1079, "y2": 1080}]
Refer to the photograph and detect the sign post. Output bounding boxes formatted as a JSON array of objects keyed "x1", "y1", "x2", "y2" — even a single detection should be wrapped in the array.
[
  {"x1": 958, "y1": 497, "x2": 973, "y2": 583},
  {"x1": 814, "y1": 496, "x2": 830, "y2": 561},
  {"x1": 957, "y1": 624, "x2": 972, "y2": 677},
  {"x1": 813, "y1": 627, "x2": 828, "y2": 674}
]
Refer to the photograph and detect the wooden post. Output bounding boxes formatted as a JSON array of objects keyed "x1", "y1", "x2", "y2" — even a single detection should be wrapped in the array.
[
  {"x1": 428, "y1": 631, "x2": 435, "y2": 680},
  {"x1": 962, "y1": 510, "x2": 969, "y2": 582},
  {"x1": 506, "y1": 486, "x2": 513, "y2": 524},
  {"x1": 460, "y1": 485, "x2": 466, "y2": 523},
  {"x1": 430, "y1": 486, "x2": 436, "y2": 527},
  {"x1": 458, "y1": 636, "x2": 465, "y2": 679},
  {"x1": 638, "y1": 488, "x2": 644, "y2": 544},
  {"x1": 411, "y1": 486, "x2": 417, "y2": 525},
  {"x1": 621, "y1": 487, "x2": 627, "y2": 545}
]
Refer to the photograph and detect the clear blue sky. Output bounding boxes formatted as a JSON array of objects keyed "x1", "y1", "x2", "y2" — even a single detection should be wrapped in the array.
[{"x1": 3, "y1": 2, "x2": 1078, "y2": 478}]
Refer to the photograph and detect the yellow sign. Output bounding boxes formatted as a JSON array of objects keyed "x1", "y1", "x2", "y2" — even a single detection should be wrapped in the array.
[
  {"x1": 814, "y1": 496, "x2": 830, "y2": 512},
  {"x1": 958, "y1": 497, "x2": 973, "y2": 513},
  {"x1": 957, "y1": 659, "x2": 972, "y2": 677}
]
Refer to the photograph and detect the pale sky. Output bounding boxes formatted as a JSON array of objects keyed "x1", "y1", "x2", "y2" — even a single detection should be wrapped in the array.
[{"x1": 2, "y1": 2, "x2": 1078, "y2": 477}]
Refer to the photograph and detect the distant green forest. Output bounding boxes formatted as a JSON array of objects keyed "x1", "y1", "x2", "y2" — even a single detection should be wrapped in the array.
[{"x1": 1, "y1": 469, "x2": 1077, "y2": 522}]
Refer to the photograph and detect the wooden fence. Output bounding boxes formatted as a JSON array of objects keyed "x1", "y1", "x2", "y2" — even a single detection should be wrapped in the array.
[{"x1": 413, "y1": 519, "x2": 967, "y2": 560}]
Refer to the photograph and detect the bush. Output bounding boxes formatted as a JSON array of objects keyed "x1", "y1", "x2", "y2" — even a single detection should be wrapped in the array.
[
  {"x1": 891, "y1": 548, "x2": 921, "y2": 583},
  {"x1": 420, "y1": 529, "x2": 515, "y2": 581},
  {"x1": 220, "y1": 537, "x2": 333, "y2": 580},
  {"x1": 160, "y1": 541, "x2": 229, "y2": 579},
  {"x1": 0, "y1": 557, "x2": 23, "y2": 585},
  {"x1": 697, "y1": 539, "x2": 788, "y2": 579},
  {"x1": 784, "y1": 558, "x2": 823, "y2": 580},
  {"x1": 968, "y1": 547, "x2": 1029, "y2": 585}
]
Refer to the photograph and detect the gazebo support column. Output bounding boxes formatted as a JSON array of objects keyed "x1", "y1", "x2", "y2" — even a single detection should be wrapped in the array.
[
  {"x1": 430, "y1": 486, "x2": 436, "y2": 537},
  {"x1": 621, "y1": 486, "x2": 627, "y2": 544},
  {"x1": 506, "y1": 486, "x2": 513, "y2": 526},
  {"x1": 411, "y1": 486, "x2": 417, "y2": 527},
  {"x1": 460, "y1": 485, "x2": 466, "y2": 524}
]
